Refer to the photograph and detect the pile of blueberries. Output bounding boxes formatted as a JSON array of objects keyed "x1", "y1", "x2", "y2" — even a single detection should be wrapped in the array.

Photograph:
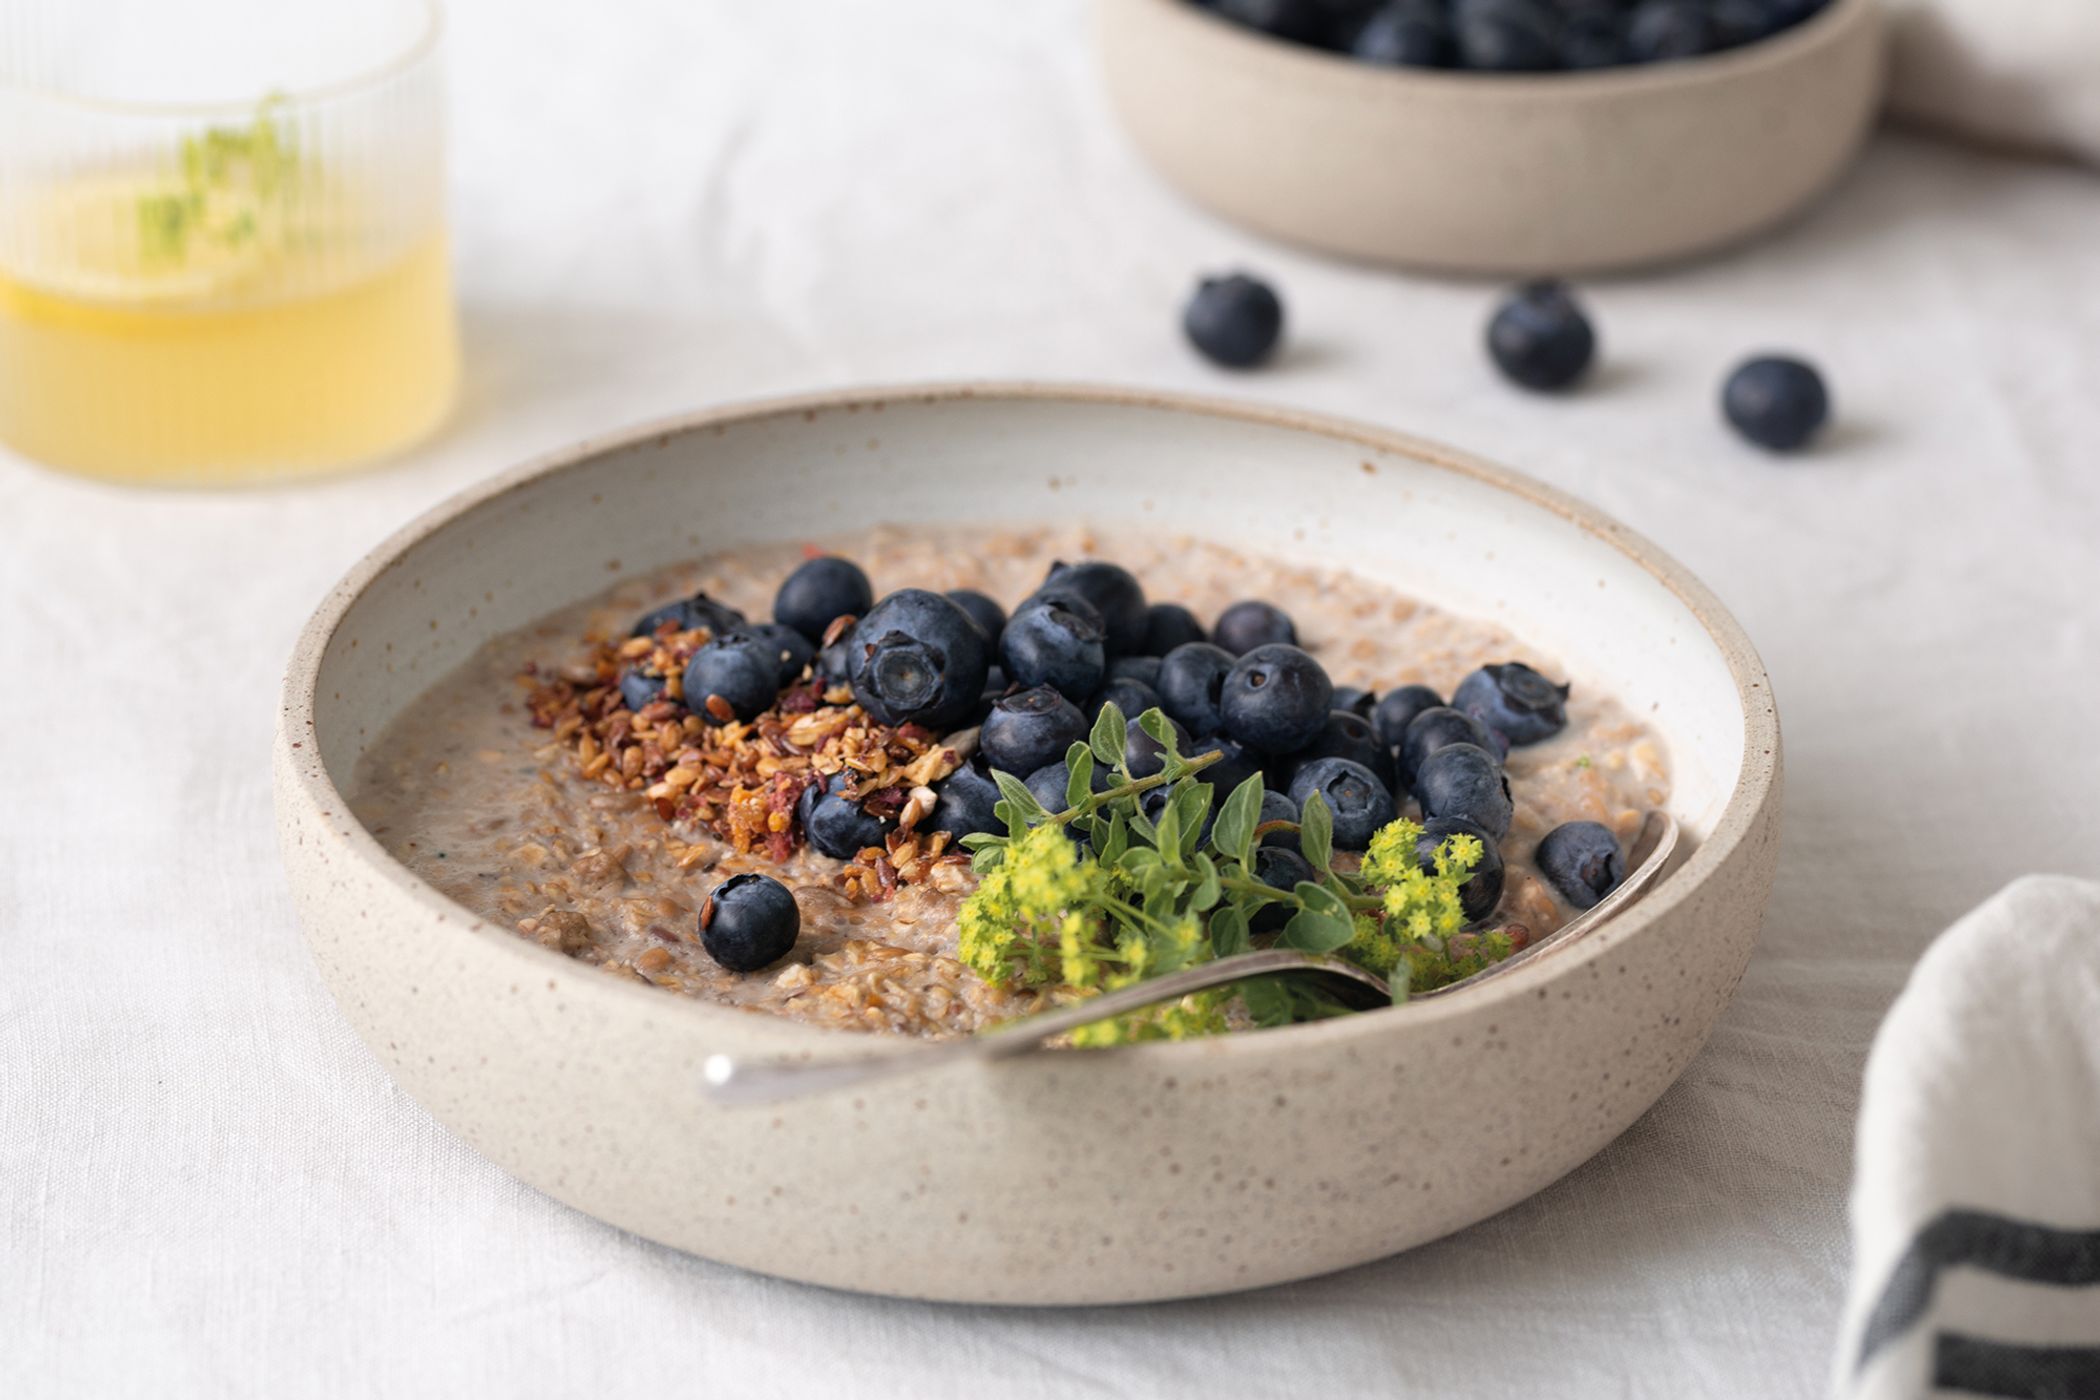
[
  {"x1": 643, "y1": 555, "x2": 1630, "y2": 971},
  {"x1": 1195, "y1": 0, "x2": 1832, "y2": 72}
]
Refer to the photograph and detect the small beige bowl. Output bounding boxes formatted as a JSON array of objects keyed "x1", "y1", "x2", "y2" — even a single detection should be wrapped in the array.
[
  {"x1": 1097, "y1": 0, "x2": 1886, "y2": 274},
  {"x1": 276, "y1": 384, "x2": 1782, "y2": 1304}
]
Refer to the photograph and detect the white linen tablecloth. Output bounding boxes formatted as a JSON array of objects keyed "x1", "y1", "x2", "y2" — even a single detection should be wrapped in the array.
[{"x1": 5, "y1": 4, "x2": 2099, "y2": 1396}]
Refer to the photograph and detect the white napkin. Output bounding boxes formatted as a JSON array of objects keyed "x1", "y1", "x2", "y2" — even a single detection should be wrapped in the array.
[
  {"x1": 1887, "y1": 0, "x2": 2100, "y2": 164},
  {"x1": 1835, "y1": 876, "x2": 2100, "y2": 1399}
]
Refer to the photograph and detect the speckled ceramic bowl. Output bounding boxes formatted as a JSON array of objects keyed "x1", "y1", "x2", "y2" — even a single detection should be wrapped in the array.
[
  {"x1": 1097, "y1": 0, "x2": 1886, "y2": 274},
  {"x1": 275, "y1": 383, "x2": 1782, "y2": 1304}
]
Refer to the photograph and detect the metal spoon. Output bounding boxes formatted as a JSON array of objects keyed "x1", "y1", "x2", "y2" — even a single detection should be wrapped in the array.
[{"x1": 700, "y1": 811, "x2": 1678, "y2": 1107}]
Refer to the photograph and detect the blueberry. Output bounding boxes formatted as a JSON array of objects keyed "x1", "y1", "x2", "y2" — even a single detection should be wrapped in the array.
[
  {"x1": 1277, "y1": 709, "x2": 1395, "y2": 789},
  {"x1": 1212, "y1": 0, "x2": 1331, "y2": 45},
  {"x1": 815, "y1": 637, "x2": 855, "y2": 689},
  {"x1": 1401, "y1": 705, "x2": 1508, "y2": 786},
  {"x1": 749, "y1": 621, "x2": 816, "y2": 686},
  {"x1": 1089, "y1": 677, "x2": 1162, "y2": 724},
  {"x1": 1125, "y1": 713, "x2": 1191, "y2": 779},
  {"x1": 796, "y1": 770, "x2": 896, "y2": 859},
  {"x1": 1143, "y1": 603, "x2": 1208, "y2": 656},
  {"x1": 632, "y1": 590, "x2": 747, "y2": 640},
  {"x1": 1184, "y1": 273, "x2": 1284, "y2": 369},
  {"x1": 1288, "y1": 757, "x2": 1398, "y2": 851},
  {"x1": 1251, "y1": 846, "x2": 1315, "y2": 932},
  {"x1": 1257, "y1": 788, "x2": 1301, "y2": 848},
  {"x1": 980, "y1": 685, "x2": 1089, "y2": 779},
  {"x1": 1536, "y1": 820, "x2": 1626, "y2": 909},
  {"x1": 699, "y1": 873, "x2": 800, "y2": 973},
  {"x1": 1213, "y1": 599, "x2": 1297, "y2": 655},
  {"x1": 1000, "y1": 594, "x2": 1107, "y2": 702},
  {"x1": 1350, "y1": 0, "x2": 1449, "y2": 64},
  {"x1": 1412, "y1": 742, "x2": 1513, "y2": 837},
  {"x1": 618, "y1": 667, "x2": 667, "y2": 712},
  {"x1": 945, "y1": 589, "x2": 1007, "y2": 643},
  {"x1": 1722, "y1": 355, "x2": 1829, "y2": 452},
  {"x1": 847, "y1": 589, "x2": 991, "y2": 731},
  {"x1": 1186, "y1": 734, "x2": 1262, "y2": 795},
  {"x1": 1371, "y1": 683, "x2": 1444, "y2": 753},
  {"x1": 1453, "y1": 661, "x2": 1569, "y2": 746},
  {"x1": 1156, "y1": 642, "x2": 1237, "y2": 737},
  {"x1": 1452, "y1": 0, "x2": 1559, "y2": 70},
  {"x1": 1332, "y1": 685, "x2": 1376, "y2": 719},
  {"x1": 773, "y1": 556, "x2": 873, "y2": 643},
  {"x1": 1025, "y1": 758, "x2": 1113, "y2": 816},
  {"x1": 1558, "y1": 8, "x2": 1626, "y2": 66},
  {"x1": 1710, "y1": 0, "x2": 1779, "y2": 48},
  {"x1": 1220, "y1": 644, "x2": 1334, "y2": 755},
  {"x1": 1037, "y1": 561, "x2": 1148, "y2": 656},
  {"x1": 1416, "y1": 816, "x2": 1506, "y2": 924},
  {"x1": 683, "y1": 630, "x2": 786, "y2": 724},
  {"x1": 1139, "y1": 781, "x2": 1217, "y2": 848},
  {"x1": 1487, "y1": 281, "x2": 1596, "y2": 391},
  {"x1": 1109, "y1": 655, "x2": 1163, "y2": 688},
  {"x1": 1624, "y1": 0, "x2": 1717, "y2": 61},
  {"x1": 1766, "y1": 0, "x2": 1829, "y2": 26},
  {"x1": 929, "y1": 754, "x2": 1005, "y2": 840}
]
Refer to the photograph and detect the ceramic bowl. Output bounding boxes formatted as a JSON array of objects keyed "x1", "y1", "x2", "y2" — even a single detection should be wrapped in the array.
[
  {"x1": 1096, "y1": 0, "x2": 1886, "y2": 274},
  {"x1": 275, "y1": 383, "x2": 1782, "y2": 1304}
]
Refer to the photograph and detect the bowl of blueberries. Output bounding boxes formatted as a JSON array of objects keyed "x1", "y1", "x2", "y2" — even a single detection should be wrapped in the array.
[{"x1": 1097, "y1": 0, "x2": 1886, "y2": 273}]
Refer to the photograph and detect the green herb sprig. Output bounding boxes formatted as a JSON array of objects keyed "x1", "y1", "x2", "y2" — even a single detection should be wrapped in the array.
[{"x1": 956, "y1": 703, "x2": 1495, "y2": 1044}]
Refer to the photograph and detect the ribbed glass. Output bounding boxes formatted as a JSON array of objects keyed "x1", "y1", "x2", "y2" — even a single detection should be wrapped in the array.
[{"x1": 0, "y1": 0, "x2": 455, "y2": 485}]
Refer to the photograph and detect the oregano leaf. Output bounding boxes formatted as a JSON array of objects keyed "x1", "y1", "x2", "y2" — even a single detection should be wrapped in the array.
[
  {"x1": 1090, "y1": 702, "x2": 1128, "y2": 771},
  {"x1": 1210, "y1": 774, "x2": 1264, "y2": 867},
  {"x1": 1299, "y1": 790, "x2": 1334, "y2": 873}
]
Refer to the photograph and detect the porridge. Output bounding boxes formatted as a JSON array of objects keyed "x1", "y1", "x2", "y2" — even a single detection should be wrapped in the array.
[{"x1": 352, "y1": 524, "x2": 1668, "y2": 1039}]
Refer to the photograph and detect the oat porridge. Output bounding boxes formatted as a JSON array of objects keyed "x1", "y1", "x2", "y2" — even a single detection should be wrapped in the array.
[{"x1": 352, "y1": 524, "x2": 1669, "y2": 1040}]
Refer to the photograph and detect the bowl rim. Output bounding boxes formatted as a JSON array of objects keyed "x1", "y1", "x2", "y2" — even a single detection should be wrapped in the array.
[
  {"x1": 1119, "y1": 0, "x2": 1880, "y2": 100},
  {"x1": 279, "y1": 380, "x2": 1779, "y2": 1058}
]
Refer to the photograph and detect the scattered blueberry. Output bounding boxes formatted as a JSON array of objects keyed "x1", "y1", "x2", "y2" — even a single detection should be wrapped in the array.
[
  {"x1": 1212, "y1": 0, "x2": 1331, "y2": 44},
  {"x1": 930, "y1": 754, "x2": 1006, "y2": 839},
  {"x1": 683, "y1": 630, "x2": 786, "y2": 724},
  {"x1": 773, "y1": 556, "x2": 873, "y2": 643},
  {"x1": 1331, "y1": 685, "x2": 1376, "y2": 719},
  {"x1": 1288, "y1": 757, "x2": 1398, "y2": 851},
  {"x1": 1213, "y1": 599, "x2": 1298, "y2": 655},
  {"x1": 1710, "y1": 0, "x2": 1779, "y2": 47},
  {"x1": 1220, "y1": 644, "x2": 1334, "y2": 754},
  {"x1": 749, "y1": 621, "x2": 816, "y2": 686},
  {"x1": 1558, "y1": 6, "x2": 1626, "y2": 67},
  {"x1": 1025, "y1": 757, "x2": 1114, "y2": 816},
  {"x1": 1257, "y1": 788, "x2": 1301, "y2": 848},
  {"x1": 1416, "y1": 816, "x2": 1506, "y2": 924},
  {"x1": 699, "y1": 873, "x2": 800, "y2": 972},
  {"x1": 1143, "y1": 602, "x2": 1208, "y2": 656},
  {"x1": 1089, "y1": 677, "x2": 1163, "y2": 723},
  {"x1": 632, "y1": 590, "x2": 747, "y2": 640},
  {"x1": 1126, "y1": 713, "x2": 1191, "y2": 779},
  {"x1": 1625, "y1": 0, "x2": 1718, "y2": 61},
  {"x1": 1351, "y1": 0, "x2": 1449, "y2": 65},
  {"x1": 1184, "y1": 273, "x2": 1285, "y2": 369},
  {"x1": 1251, "y1": 845, "x2": 1315, "y2": 931},
  {"x1": 1037, "y1": 561, "x2": 1149, "y2": 656},
  {"x1": 1536, "y1": 820, "x2": 1626, "y2": 908},
  {"x1": 618, "y1": 667, "x2": 667, "y2": 712},
  {"x1": 847, "y1": 589, "x2": 992, "y2": 731},
  {"x1": 1000, "y1": 594, "x2": 1108, "y2": 702},
  {"x1": 946, "y1": 589, "x2": 1008, "y2": 643},
  {"x1": 1156, "y1": 642, "x2": 1237, "y2": 737},
  {"x1": 1401, "y1": 706, "x2": 1506, "y2": 785},
  {"x1": 1371, "y1": 683, "x2": 1444, "y2": 754},
  {"x1": 1412, "y1": 742, "x2": 1514, "y2": 837},
  {"x1": 1452, "y1": 0, "x2": 1559, "y2": 70},
  {"x1": 797, "y1": 770, "x2": 896, "y2": 860},
  {"x1": 980, "y1": 686, "x2": 1090, "y2": 778},
  {"x1": 1722, "y1": 355, "x2": 1830, "y2": 452},
  {"x1": 1453, "y1": 661, "x2": 1569, "y2": 746},
  {"x1": 1487, "y1": 281, "x2": 1596, "y2": 391}
]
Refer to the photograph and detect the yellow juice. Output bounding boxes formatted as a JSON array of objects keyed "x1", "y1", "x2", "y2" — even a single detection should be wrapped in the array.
[{"x1": 0, "y1": 223, "x2": 457, "y2": 485}]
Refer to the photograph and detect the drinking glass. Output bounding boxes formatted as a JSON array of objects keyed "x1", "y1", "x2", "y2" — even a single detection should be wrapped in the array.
[{"x1": 0, "y1": 0, "x2": 456, "y2": 484}]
